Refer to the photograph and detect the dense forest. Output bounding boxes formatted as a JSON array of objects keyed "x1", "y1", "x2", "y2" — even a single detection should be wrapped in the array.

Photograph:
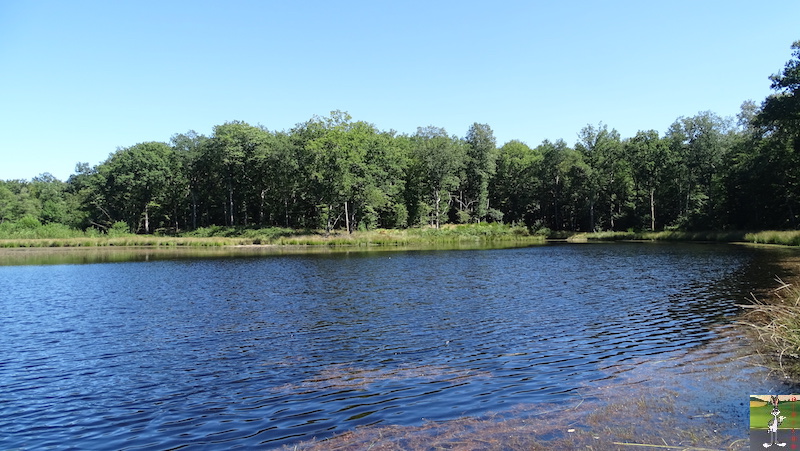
[{"x1": 2, "y1": 41, "x2": 800, "y2": 236}]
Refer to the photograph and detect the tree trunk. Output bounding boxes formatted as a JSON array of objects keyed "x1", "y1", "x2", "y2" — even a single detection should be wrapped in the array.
[
  {"x1": 609, "y1": 202, "x2": 615, "y2": 231},
  {"x1": 191, "y1": 189, "x2": 197, "y2": 230},
  {"x1": 344, "y1": 200, "x2": 350, "y2": 234},
  {"x1": 259, "y1": 189, "x2": 266, "y2": 226},
  {"x1": 228, "y1": 182, "x2": 234, "y2": 226},
  {"x1": 284, "y1": 197, "x2": 289, "y2": 228},
  {"x1": 650, "y1": 187, "x2": 656, "y2": 231},
  {"x1": 553, "y1": 175, "x2": 560, "y2": 230},
  {"x1": 325, "y1": 204, "x2": 332, "y2": 237},
  {"x1": 608, "y1": 174, "x2": 615, "y2": 231},
  {"x1": 434, "y1": 189, "x2": 441, "y2": 229}
]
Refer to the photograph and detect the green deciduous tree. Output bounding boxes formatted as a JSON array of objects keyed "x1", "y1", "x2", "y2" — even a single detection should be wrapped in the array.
[
  {"x1": 257, "y1": 131, "x2": 303, "y2": 228},
  {"x1": 491, "y1": 140, "x2": 543, "y2": 226},
  {"x1": 575, "y1": 123, "x2": 626, "y2": 231},
  {"x1": 171, "y1": 130, "x2": 208, "y2": 230},
  {"x1": 0, "y1": 182, "x2": 18, "y2": 223},
  {"x1": 758, "y1": 40, "x2": 800, "y2": 138},
  {"x1": 305, "y1": 111, "x2": 369, "y2": 234},
  {"x1": 665, "y1": 111, "x2": 733, "y2": 229},
  {"x1": 409, "y1": 126, "x2": 466, "y2": 228},
  {"x1": 537, "y1": 139, "x2": 586, "y2": 230},
  {"x1": 459, "y1": 123, "x2": 498, "y2": 222},
  {"x1": 289, "y1": 111, "x2": 411, "y2": 233},
  {"x1": 66, "y1": 162, "x2": 107, "y2": 230},
  {"x1": 204, "y1": 121, "x2": 272, "y2": 227},
  {"x1": 751, "y1": 40, "x2": 800, "y2": 228},
  {"x1": 99, "y1": 142, "x2": 180, "y2": 233},
  {"x1": 357, "y1": 130, "x2": 410, "y2": 229},
  {"x1": 30, "y1": 173, "x2": 71, "y2": 226},
  {"x1": 625, "y1": 130, "x2": 670, "y2": 231}
]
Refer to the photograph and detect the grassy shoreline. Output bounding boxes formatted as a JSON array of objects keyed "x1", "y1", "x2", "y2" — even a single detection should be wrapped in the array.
[
  {"x1": 5, "y1": 225, "x2": 800, "y2": 248},
  {"x1": 0, "y1": 223, "x2": 543, "y2": 248},
  {"x1": 568, "y1": 229, "x2": 800, "y2": 247}
]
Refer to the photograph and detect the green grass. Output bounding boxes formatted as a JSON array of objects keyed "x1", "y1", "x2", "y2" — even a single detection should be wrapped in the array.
[
  {"x1": 0, "y1": 221, "x2": 100, "y2": 240},
  {"x1": 271, "y1": 224, "x2": 541, "y2": 246},
  {"x1": 0, "y1": 223, "x2": 544, "y2": 248},
  {"x1": 574, "y1": 229, "x2": 800, "y2": 245},
  {"x1": 8, "y1": 219, "x2": 800, "y2": 249},
  {"x1": 576, "y1": 230, "x2": 750, "y2": 242},
  {"x1": 745, "y1": 230, "x2": 800, "y2": 246},
  {"x1": 0, "y1": 236, "x2": 255, "y2": 248}
]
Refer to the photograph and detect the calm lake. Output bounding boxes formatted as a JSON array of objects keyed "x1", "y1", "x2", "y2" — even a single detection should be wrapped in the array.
[{"x1": 1, "y1": 242, "x2": 798, "y2": 449}]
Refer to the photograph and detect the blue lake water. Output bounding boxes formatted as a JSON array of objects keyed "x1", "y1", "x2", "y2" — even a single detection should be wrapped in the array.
[{"x1": 1, "y1": 242, "x2": 797, "y2": 449}]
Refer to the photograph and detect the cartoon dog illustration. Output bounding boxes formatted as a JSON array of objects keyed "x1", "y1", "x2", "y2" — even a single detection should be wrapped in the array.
[{"x1": 764, "y1": 395, "x2": 787, "y2": 448}]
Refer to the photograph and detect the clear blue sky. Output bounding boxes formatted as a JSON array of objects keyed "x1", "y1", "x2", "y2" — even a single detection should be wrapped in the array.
[{"x1": 1, "y1": 1, "x2": 799, "y2": 181}]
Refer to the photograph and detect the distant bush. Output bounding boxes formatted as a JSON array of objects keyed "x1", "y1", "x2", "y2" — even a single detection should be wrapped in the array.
[
  {"x1": 183, "y1": 226, "x2": 299, "y2": 241},
  {"x1": 239, "y1": 227, "x2": 298, "y2": 241},
  {"x1": 0, "y1": 217, "x2": 87, "y2": 239},
  {"x1": 17, "y1": 215, "x2": 42, "y2": 229},
  {"x1": 108, "y1": 221, "x2": 131, "y2": 237},
  {"x1": 182, "y1": 225, "x2": 233, "y2": 238}
]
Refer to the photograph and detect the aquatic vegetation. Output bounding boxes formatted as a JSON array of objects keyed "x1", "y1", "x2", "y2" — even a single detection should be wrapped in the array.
[
  {"x1": 278, "y1": 345, "x2": 753, "y2": 450},
  {"x1": 739, "y1": 279, "x2": 800, "y2": 379},
  {"x1": 268, "y1": 363, "x2": 493, "y2": 395},
  {"x1": 280, "y1": 392, "x2": 744, "y2": 450}
]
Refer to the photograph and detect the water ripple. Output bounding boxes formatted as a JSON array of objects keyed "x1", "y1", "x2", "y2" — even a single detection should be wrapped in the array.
[{"x1": 0, "y1": 243, "x2": 793, "y2": 449}]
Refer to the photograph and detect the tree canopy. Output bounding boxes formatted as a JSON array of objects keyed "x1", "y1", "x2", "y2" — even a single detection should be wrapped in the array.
[{"x1": 4, "y1": 40, "x2": 800, "y2": 235}]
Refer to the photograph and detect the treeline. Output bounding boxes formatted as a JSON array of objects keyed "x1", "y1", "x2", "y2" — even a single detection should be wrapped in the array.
[{"x1": 2, "y1": 41, "x2": 800, "y2": 235}]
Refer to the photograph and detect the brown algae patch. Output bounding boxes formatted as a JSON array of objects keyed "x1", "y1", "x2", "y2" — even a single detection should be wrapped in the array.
[
  {"x1": 269, "y1": 363, "x2": 493, "y2": 393},
  {"x1": 278, "y1": 326, "x2": 764, "y2": 450},
  {"x1": 278, "y1": 367, "x2": 749, "y2": 449},
  {"x1": 280, "y1": 393, "x2": 744, "y2": 450}
]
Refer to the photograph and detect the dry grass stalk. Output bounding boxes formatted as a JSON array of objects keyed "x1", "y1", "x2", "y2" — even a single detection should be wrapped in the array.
[{"x1": 737, "y1": 278, "x2": 800, "y2": 377}]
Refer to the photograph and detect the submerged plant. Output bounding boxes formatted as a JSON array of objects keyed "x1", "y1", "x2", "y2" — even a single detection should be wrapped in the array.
[{"x1": 279, "y1": 391, "x2": 744, "y2": 451}]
